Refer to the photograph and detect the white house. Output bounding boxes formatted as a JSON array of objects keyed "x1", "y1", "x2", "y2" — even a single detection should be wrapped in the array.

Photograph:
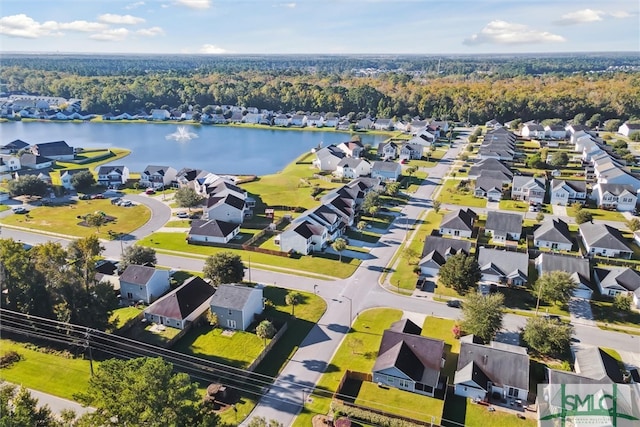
[
  {"x1": 119, "y1": 265, "x2": 171, "y2": 304},
  {"x1": 535, "y1": 253, "x2": 593, "y2": 299},
  {"x1": 594, "y1": 267, "x2": 640, "y2": 303},
  {"x1": 398, "y1": 144, "x2": 423, "y2": 162},
  {"x1": 545, "y1": 124, "x2": 566, "y2": 139},
  {"x1": 485, "y1": 211, "x2": 523, "y2": 242},
  {"x1": 209, "y1": 284, "x2": 264, "y2": 331},
  {"x1": 579, "y1": 223, "x2": 633, "y2": 259},
  {"x1": 30, "y1": 141, "x2": 74, "y2": 161},
  {"x1": 377, "y1": 141, "x2": 398, "y2": 160},
  {"x1": 336, "y1": 140, "x2": 364, "y2": 158},
  {"x1": 335, "y1": 158, "x2": 371, "y2": 179},
  {"x1": 511, "y1": 176, "x2": 546, "y2": 204},
  {"x1": 150, "y1": 109, "x2": 171, "y2": 120},
  {"x1": 188, "y1": 219, "x2": 240, "y2": 244},
  {"x1": 477, "y1": 247, "x2": 528, "y2": 286},
  {"x1": 521, "y1": 123, "x2": 545, "y2": 139},
  {"x1": 313, "y1": 145, "x2": 345, "y2": 171},
  {"x1": 533, "y1": 218, "x2": 573, "y2": 252},
  {"x1": 204, "y1": 194, "x2": 247, "y2": 224},
  {"x1": 439, "y1": 208, "x2": 476, "y2": 239},
  {"x1": 0, "y1": 154, "x2": 21, "y2": 174},
  {"x1": 550, "y1": 179, "x2": 587, "y2": 206},
  {"x1": 290, "y1": 114, "x2": 307, "y2": 127},
  {"x1": 273, "y1": 114, "x2": 290, "y2": 126},
  {"x1": 419, "y1": 236, "x2": 472, "y2": 277},
  {"x1": 306, "y1": 115, "x2": 323, "y2": 127},
  {"x1": 371, "y1": 161, "x2": 402, "y2": 182},
  {"x1": 591, "y1": 183, "x2": 638, "y2": 211},
  {"x1": 617, "y1": 122, "x2": 640, "y2": 137},
  {"x1": 278, "y1": 220, "x2": 327, "y2": 255},
  {"x1": 139, "y1": 165, "x2": 178, "y2": 189},
  {"x1": 373, "y1": 118, "x2": 394, "y2": 130},
  {"x1": 97, "y1": 165, "x2": 130, "y2": 188}
]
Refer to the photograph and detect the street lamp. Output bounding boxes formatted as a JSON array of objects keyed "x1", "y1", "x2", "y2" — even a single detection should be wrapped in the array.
[{"x1": 342, "y1": 296, "x2": 353, "y2": 331}]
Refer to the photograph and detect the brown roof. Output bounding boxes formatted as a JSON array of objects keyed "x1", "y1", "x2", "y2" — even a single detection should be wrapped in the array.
[{"x1": 145, "y1": 276, "x2": 215, "y2": 320}]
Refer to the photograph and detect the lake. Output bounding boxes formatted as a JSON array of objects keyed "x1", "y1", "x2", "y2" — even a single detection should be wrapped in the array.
[{"x1": 0, "y1": 121, "x2": 389, "y2": 175}]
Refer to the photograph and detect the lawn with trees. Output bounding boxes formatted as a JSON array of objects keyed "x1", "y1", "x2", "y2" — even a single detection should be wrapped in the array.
[{"x1": 460, "y1": 292, "x2": 505, "y2": 343}]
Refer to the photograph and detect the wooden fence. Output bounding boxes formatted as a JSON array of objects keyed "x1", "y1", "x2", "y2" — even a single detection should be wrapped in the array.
[{"x1": 246, "y1": 322, "x2": 289, "y2": 373}]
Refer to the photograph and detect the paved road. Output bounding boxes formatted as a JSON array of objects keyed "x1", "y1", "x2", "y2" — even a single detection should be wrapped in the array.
[{"x1": 20, "y1": 386, "x2": 94, "y2": 418}]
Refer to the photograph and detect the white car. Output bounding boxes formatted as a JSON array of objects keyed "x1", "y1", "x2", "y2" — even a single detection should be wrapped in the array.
[{"x1": 176, "y1": 211, "x2": 189, "y2": 218}]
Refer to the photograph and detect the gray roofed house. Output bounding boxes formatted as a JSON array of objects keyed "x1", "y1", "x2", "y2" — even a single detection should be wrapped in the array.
[
  {"x1": 485, "y1": 211, "x2": 523, "y2": 242},
  {"x1": 188, "y1": 219, "x2": 240, "y2": 244},
  {"x1": 209, "y1": 284, "x2": 264, "y2": 331},
  {"x1": 19, "y1": 153, "x2": 54, "y2": 169},
  {"x1": 535, "y1": 253, "x2": 592, "y2": 299},
  {"x1": 1, "y1": 139, "x2": 29, "y2": 153},
  {"x1": 468, "y1": 159, "x2": 513, "y2": 182},
  {"x1": 419, "y1": 236, "x2": 472, "y2": 277},
  {"x1": 140, "y1": 165, "x2": 178, "y2": 189},
  {"x1": 454, "y1": 338, "x2": 529, "y2": 402},
  {"x1": 477, "y1": 247, "x2": 528, "y2": 286},
  {"x1": 313, "y1": 144, "x2": 346, "y2": 171},
  {"x1": 533, "y1": 218, "x2": 573, "y2": 251},
  {"x1": 204, "y1": 193, "x2": 247, "y2": 224},
  {"x1": 574, "y1": 347, "x2": 624, "y2": 383},
  {"x1": 97, "y1": 165, "x2": 130, "y2": 187},
  {"x1": 550, "y1": 179, "x2": 587, "y2": 206},
  {"x1": 579, "y1": 223, "x2": 632, "y2": 259},
  {"x1": 119, "y1": 265, "x2": 170, "y2": 304},
  {"x1": 377, "y1": 141, "x2": 398, "y2": 160},
  {"x1": 372, "y1": 319, "x2": 445, "y2": 397},
  {"x1": 371, "y1": 161, "x2": 401, "y2": 182},
  {"x1": 440, "y1": 208, "x2": 476, "y2": 238},
  {"x1": 511, "y1": 176, "x2": 546, "y2": 204},
  {"x1": 474, "y1": 174, "x2": 505, "y2": 201},
  {"x1": 594, "y1": 267, "x2": 640, "y2": 305},
  {"x1": 389, "y1": 318, "x2": 422, "y2": 335},
  {"x1": 29, "y1": 140, "x2": 75, "y2": 160}
]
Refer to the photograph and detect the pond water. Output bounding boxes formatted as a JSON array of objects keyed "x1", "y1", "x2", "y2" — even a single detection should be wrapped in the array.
[{"x1": 0, "y1": 121, "x2": 388, "y2": 175}]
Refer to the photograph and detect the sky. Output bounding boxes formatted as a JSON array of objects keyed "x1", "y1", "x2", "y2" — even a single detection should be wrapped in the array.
[{"x1": 0, "y1": 0, "x2": 638, "y2": 54}]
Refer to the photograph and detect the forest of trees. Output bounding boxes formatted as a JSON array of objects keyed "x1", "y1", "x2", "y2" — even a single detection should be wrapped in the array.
[{"x1": 2, "y1": 53, "x2": 639, "y2": 124}]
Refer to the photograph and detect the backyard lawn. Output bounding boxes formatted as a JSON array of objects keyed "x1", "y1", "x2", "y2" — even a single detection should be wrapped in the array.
[
  {"x1": 138, "y1": 232, "x2": 360, "y2": 279},
  {"x1": 0, "y1": 339, "x2": 93, "y2": 400},
  {"x1": 437, "y1": 179, "x2": 487, "y2": 208},
  {"x1": 109, "y1": 306, "x2": 144, "y2": 330},
  {"x1": 0, "y1": 199, "x2": 151, "y2": 239},
  {"x1": 442, "y1": 394, "x2": 536, "y2": 427}
]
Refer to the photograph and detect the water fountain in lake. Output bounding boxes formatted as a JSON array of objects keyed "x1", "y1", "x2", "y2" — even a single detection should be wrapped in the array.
[{"x1": 166, "y1": 125, "x2": 198, "y2": 141}]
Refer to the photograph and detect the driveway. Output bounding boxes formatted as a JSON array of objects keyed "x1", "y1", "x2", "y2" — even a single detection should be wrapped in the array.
[
  {"x1": 568, "y1": 298, "x2": 596, "y2": 326},
  {"x1": 486, "y1": 200, "x2": 500, "y2": 210},
  {"x1": 552, "y1": 205, "x2": 568, "y2": 217}
]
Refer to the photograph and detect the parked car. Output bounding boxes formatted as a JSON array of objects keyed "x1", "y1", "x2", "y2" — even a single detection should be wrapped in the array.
[
  {"x1": 447, "y1": 299, "x2": 462, "y2": 308},
  {"x1": 12, "y1": 207, "x2": 28, "y2": 214},
  {"x1": 78, "y1": 194, "x2": 91, "y2": 200},
  {"x1": 120, "y1": 200, "x2": 133, "y2": 207},
  {"x1": 544, "y1": 314, "x2": 561, "y2": 322},
  {"x1": 111, "y1": 197, "x2": 122, "y2": 205},
  {"x1": 91, "y1": 193, "x2": 105, "y2": 199},
  {"x1": 145, "y1": 188, "x2": 156, "y2": 195},
  {"x1": 176, "y1": 211, "x2": 189, "y2": 218}
]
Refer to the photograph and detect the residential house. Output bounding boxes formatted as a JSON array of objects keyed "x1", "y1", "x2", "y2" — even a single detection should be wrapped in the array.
[
  {"x1": 373, "y1": 118, "x2": 394, "y2": 130},
  {"x1": 19, "y1": 153, "x2": 54, "y2": 169},
  {"x1": 0, "y1": 154, "x2": 21, "y2": 173},
  {"x1": 521, "y1": 123, "x2": 545, "y2": 139},
  {"x1": 550, "y1": 179, "x2": 587, "y2": 206},
  {"x1": 409, "y1": 119, "x2": 428, "y2": 133},
  {"x1": 474, "y1": 174, "x2": 505, "y2": 201},
  {"x1": 322, "y1": 115, "x2": 339, "y2": 128},
  {"x1": 1, "y1": 139, "x2": 30, "y2": 154},
  {"x1": 419, "y1": 236, "x2": 472, "y2": 277},
  {"x1": 485, "y1": 211, "x2": 523, "y2": 243},
  {"x1": 188, "y1": 219, "x2": 240, "y2": 244},
  {"x1": 485, "y1": 119, "x2": 502, "y2": 129},
  {"x1": 96, "y1": 165, "x2": 130, "y2": 187},
  {"x1": 477, "y1": 247, "x2": 528, "y2": 286},
  {"x1": 30, "y1": 141, "x2": 74, "y2": 161},
  {"x1": 399, "y1": 144, "x2": 423, "y2": 162},
  {"x1": 408, "y1": 128, "x2": 437, "y2": 146},
  {"x1": 119, "y1": 265, "x2": 170, "y2": 304},
  {"x1": 429, "y1": 120, "x2": 449, "y2": 133},
  {"x1": 150, "y1": 109, "x2": 171, "y2": 120},
  {"x1": 313, "y1": 145, "x2": 345, "y2": 171},
  {"x1": 273, "y1": 114, "x2": 290, "y2": 126},
  {"x1": 572, "y1": 131, "x2": 596, "y2": 151},
  {"x1": 143, "y1": 276, "x2": 216, "y2": 330},
  {"x1": 371, "y1": 161, "x2": 402, "y2": 182},
  {"x1": 579, "y1": 223, "x2": 633, "y2": 259},
  {"x1": 533, "y1": 218, "x2": 573, "y2": 252},
  {"x1": 377, "y1": 141, "x2": 398, "y2": 160},
  {"x1": 305, "y1": 204, "x2": 345, "y2": 241},
  {"x1": 336, "y1": 140, "x2": 365, "y2": 158},
  {"x1": 591, "y1": 183, "x2": 638, "y2": 211},
  {"x1": 454, "y1": 336, "x2": 529, "y2": 403},
  {"x1": 336, "y1": 120, "x2": 351, "y2": 131},
  {"x1": 566, "y1": 124, "x2": 593, "y2": 137},
  {"x1": 511, "y1": 176, "x2": 546, "y2": 204},
  {"x1": 617, "y1": 122, "x2": 640, "y2": 137},
  {"x1": 372, "y1": 319, "x2": 445, "y2": 397},
  {"x1": 242, "y1": 113, "x2": 263, "y2": 124},
  {"x1": 439, "y1": 208, "x2": 476, "y2": 238},
  {"x1": 335, "y1": 158, "x2": 371, "y2": 179},
  {"x1": 228, "y1": 111, "x2": 244, "y2": 123},
  {"x1": 535, "y1": 253, "x2": 592, "y2": 299},
  {"x1": 209, "y1": 284, "x2": 264, "y2": 331},
  {"x1": 306, "y1": 115, "x2": 323, "y2": 127},
  {"x1": 574, "y1": 347, "x2": 625, "y2": 384},
  {"x1": 59, "y1": 168, "x2": 90, "y2": 191},
  {"x1": 594, "y1": 267, "x2": 640, "y2": 305},
  {"x1": 468, "y1": 159, "x2": 513, "y2": 183},
  {"x1": 321, "y1": 191, "x2": 357, "y2": 226},
  {"x1": 290, "y1": 114, "x2": 307, "y2": 127},
  {"x1": 545, "y1": 124, "x2": 567, "y2": 140},
  {"x1": 140, "y1": 165, "x2": 178, "y2": 189},
  {"x1": 356, "y1": 117, "x2": 374, "y2": 130},
  {"x1": 204, "y1": 193, "x2": 247, "y2": 224},
  {"x1": 594, "y1": 165, "x2": 640, "y2": 188},
  {"x1": 278, "y1": 219, "x2": 327, "y2": 255}
]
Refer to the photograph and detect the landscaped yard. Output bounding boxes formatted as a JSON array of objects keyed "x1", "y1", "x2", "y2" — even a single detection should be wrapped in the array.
[
  {"x1": 0, "y1": 339, "x2": 93, "y2": 400},
  {"x1": 109, "y1": 306, "x2": 144, "y2": 330},
  {"x1": 0, "y1": 199, "x2": 151, "y2": 239},
  {"x1": 437, "y1": 179, "x2": 487, "y2": 208},
  {"x1": 138, "y1": 232, "x2": 360, "y2": 279},
  {"x1": 566, "y1": 205, "x2": 626, "y2": 222},
  {"x1": 590, "y1": 298, "x2": 640, "y2": 330}
]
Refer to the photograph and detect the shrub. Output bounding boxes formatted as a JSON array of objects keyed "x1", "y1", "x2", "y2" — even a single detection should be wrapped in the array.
[
  {"x1": 613, "y1": 293, "x2": 632, "y2": 312},
  {"x1": 331, "y1": 402, "x2": 423, "y2": 427},
  {"x1": 0, "y1": 351, "x2": 23, "y2": 368}
]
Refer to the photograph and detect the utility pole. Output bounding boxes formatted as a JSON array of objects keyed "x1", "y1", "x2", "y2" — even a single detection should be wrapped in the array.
[
  {"x1": 85, "y1": 330, "x2": 94, "y2": 376},
  {"x1": 248, "y1": 255, "x2": 251, "y2": 283}
]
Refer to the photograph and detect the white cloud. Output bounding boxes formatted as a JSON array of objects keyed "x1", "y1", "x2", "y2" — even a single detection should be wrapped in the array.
[
  {"x1": 0, "y1": 14, "x2": 107, "y2": 38},
  {"x1": 137, "y1": 26, "x2": 165, "y2": 37},
  {"x1": 463, "y1": 20, "x2": 565, "y2": 46},
  {"x1": 200, "y1": 44, "x2": 227, "y2": 54},
  {"x1": 553, "y1": 8, "x2": 634, "y2": 25},
  {"x1": 275, "y1": 2, "x2": 296, "y2": 7},
  {"x1": 90, "y1": 28, "x2": 130, "y2": 41},
  {"x1": 176, "y1": 0, "x2": 211, "y2": 9},
  {"x1": 125, "y1": 1, "x2": 145, "y2": 10},
  {"x1": 98, "y1": 14, "x2": 145, "y2": 25}
]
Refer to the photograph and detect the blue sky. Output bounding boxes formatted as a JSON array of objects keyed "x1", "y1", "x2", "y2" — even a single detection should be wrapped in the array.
[{"x1": 0, "y1": 0, "x2": 638, "y2": 54}]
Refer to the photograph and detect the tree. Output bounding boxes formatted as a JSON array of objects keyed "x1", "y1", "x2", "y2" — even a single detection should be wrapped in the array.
[
  {"x1": 522, "y1": 317, "x2": 573, "y2": 357},
  {"x1": 367, "y1": 205, "x2": 379, "y2": 218},
  {"x1": 0, "y1": 383, "x2": 60, "y2": 427},
  {"x1": 586, "y1": 113, "x2": 602, "y2": 128},
  {"x1": 533, "y1": 271, "x2": 577, "y2": 309},
  {"x1": 461, "y1": 292, "x2": 505, "y2": 343},
  {"x1": 356, "y1": 220, "x2": 367, "y2": 238},
  {"x1": 626, "y1": 218, "x2": 640, "y2": 232},
  {"x1": 573, "y1": 113, "x2": 586, "y2": 125},
  {"x1": 206, "y1": 310, "x2": 219, "y2": 327},
  {"x1": 70, "y1": 170, "x2": 96, "y2": 192},
  {"x1": 7, "y1": 175, "x2": 49, "y2": 197},
  {"x1": 362, "y1": 191, "x2": 380, "y2": 212},
  {"x1": 548, "y1": 152, "x2": 569, "y2": 167},
  {"x1": 174, "y1": 187, "x2": 205, "y2": 211},
  {"x1": 604, "y1": 119, "x2": 622, "y2": 132},
  {"x1": 285, "y1": 292, "x2": 301, "y2": 316},
  {"x1": 121, "y1": 245, "x2": 157, "y2": 268},
  {"x1": 332, "y1": 238, "x2": 348, "y2": 262},
  {"x1": 406, "y1": 165, "x2": 418, "y2": 177},
  {"x1": 526, "y1": 153, "x2": 545, "y2": 169},
  {"x1": 68, "y1": 235, "x2": 104, "y2": 291},
  {"x1": 613, "y1": 293, "x2": 632, "y2": 311},
  {"x1": 84, "y1": 212, "x2": 108, "y2": 233},
  {"x1": 248, "y1": 417, "x2": 284, "y2": 427},
  {"x1": 203, "y1": 252, "x2": 245, "y2": 285},
  {"x1": 256, "y1": 320, "x2": 276, "y2": 346},
  {"x1": 575, "y1": 210, "x2": 593, "y2": 224},
  {"x1": 432, "y1": 200, "x2": 441, "y2": 213},
  {"x1": 468, "y1": 134, "x2": 478, "y2": 143},
  {"x1": 630, "y1": 132, "x2": 640, "y2": 142},
  {"x1": 570, "y1": 201, "x2": 583, "y2": 212},
  {"x1": 536, "y1": 211, "x2": 545, "y2": 222},
  {"x1": 75, "y1": 357, "x2": 209, "y2": 427},
  {"x1": 438, "y1": 253, "x2": 481, "y2": 295},
  {"x1": 385, "y1": 182, "x2": 401, "y2": 196}
]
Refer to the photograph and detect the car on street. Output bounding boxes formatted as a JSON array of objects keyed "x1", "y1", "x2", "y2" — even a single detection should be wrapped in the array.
[
  {"x1": 176, "y1": 211, "x2": 189, "y2": 218},
  {"x1": 91, "y1": 193, "x2": 105, "y2": 199},
  {"x1": 120, "y1": 200, "x2": 133, "y2": 207},
  {"x1": 145, "y1": 188, "x2": 156, "y2": 195},
  {"x1": 447, "y1": 299, "x2": 462, "y2": 308},
  {"x1": 78, "y1": 194, "x2": 91, "y2": 200},
  {"x1": 111, "y1": 197, "x2": 122, "y2": 205},
  {"x1": 12, "y1": 207, "x2": 28, "y2": 214}
]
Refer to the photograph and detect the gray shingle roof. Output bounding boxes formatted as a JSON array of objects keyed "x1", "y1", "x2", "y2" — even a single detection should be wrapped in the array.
[
  {"x1": 535, "y1": 253, "x2": 591, "y2": 286},
  {"x1": 485, "y1": 211, "x2": 523, "y2": 234},
  {"x1": 421, "y1": 236, "x2": 472, "y2": 259},
  {"x1": 534, "y1": 218, "x2": 572, "y2": 245},
  {"x1": 575, "y1": 347, "x2": 624, "y2": 383},
  {"x1": 456, "y1": 340, "x2": 529, "y2": 390},
  {"x1": 477, "y1": 248, "x2": 528, "y2": 280},
  {"x1": 440, "y1": 208, "x2": 476, "y2": 232},
  {"x1": 189, "y1": 219, "x2": 239, "y2": 238},
  {"x1": 551, "y1": 179, "x2": 586, "y2": 193},
  {"x1": 579, "y1": 223, "x2": 631, "y2": 252},
  {"x1": 119, "y1": 264, "x2": 156, "y2": 286},
  {"x1": 594, "y1": 267, "x2": 640, "y2": 293},
  {"x1": 372, "y1": 161, "x2": 400, "y2": 173},
  {"x1": 145, "y1": 276, "x2": 215, "y2": 320},
  {"x1": 209, "y1": 284, "x2": 261, "y2": 311}
]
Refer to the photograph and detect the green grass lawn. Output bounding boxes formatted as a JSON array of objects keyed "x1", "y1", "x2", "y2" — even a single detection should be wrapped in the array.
[
  {"x1": 566, "y1": 206, "x2": 626, "y2": 222},
  {"x1": 0, "y1": 205, "x2": 9, "y2": 212},
  {"x1": 499, "y1": 200, "x2": 529, "y2": 212},
  {"x1": 590, "y1": 298, "x2": 640, "y2": 330},
  {"x1": 164, "y1": 220, "x2": 192, "y2": 228},
  {"x1": 500, "y1": 287, "x2": 570, "y2": 317},
  {"x1": 0, "y1": 339, "x2": 93, "y2": 400},
  {"x1": 442, "y1": 394, "x2": 536, "y2": 427},
  {"x1": 109, "y1": 306, "x2": 144, "y2": 330},
  {"x1": 0, "y1": 199, "x2": 151, "y2": 239},
  {"x1": 421, "y1": 316, "x2": 460, "y2": 380},
  {"x1": 293, "y1": 308, "x2": 403, "y2": 427},
  {"x1": 437, "y1": 179, "x2": 487, "y2": 208},
  {"x1": 390, "y1": 210, "x2": 444, "y2": 291},
  {"x1": 139, "y1": 232, "x2": 360, "y2": 279},
  {"x1": 50, "y1": 148, "x2": 131, "y2": 185}
]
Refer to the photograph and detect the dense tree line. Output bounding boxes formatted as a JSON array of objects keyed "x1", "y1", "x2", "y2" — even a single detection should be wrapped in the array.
[
  {"x1": 2, "y1": 55, "x2": 639, "y2": 124},
  {"x1": 0, "y1": 237, "x2": 118, "y2": 330}
]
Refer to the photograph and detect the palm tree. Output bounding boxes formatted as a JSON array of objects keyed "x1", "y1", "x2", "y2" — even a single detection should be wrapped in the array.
[{"x1": 332, "y1": 238, "x2": 348, "y2": 262}]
